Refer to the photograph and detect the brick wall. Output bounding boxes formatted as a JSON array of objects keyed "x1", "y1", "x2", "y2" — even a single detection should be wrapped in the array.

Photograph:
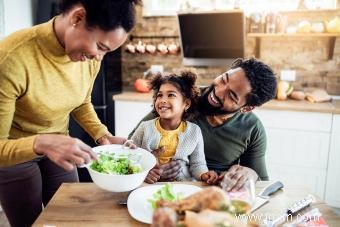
[{"x1": 122, "y1": 5, "x2": 340, "y2": 95}]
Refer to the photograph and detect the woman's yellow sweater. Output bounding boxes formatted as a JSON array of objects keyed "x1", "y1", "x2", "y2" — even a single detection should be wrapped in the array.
[{"x1": 0, "y1": 19, "x2": 108, "y2": 166}]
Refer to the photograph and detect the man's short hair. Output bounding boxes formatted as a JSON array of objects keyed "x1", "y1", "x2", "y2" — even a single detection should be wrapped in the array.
[{"x1": 231, "y1": 58, "x2": 277, "y2": 106}]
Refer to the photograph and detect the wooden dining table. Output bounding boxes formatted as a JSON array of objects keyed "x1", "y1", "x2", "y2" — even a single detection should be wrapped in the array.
[{"x1": 33, "y1": 181, "x2": 340, "y2": 227}]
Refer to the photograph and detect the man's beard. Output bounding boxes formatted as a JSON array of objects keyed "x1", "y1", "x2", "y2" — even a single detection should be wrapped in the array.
[{"x1": 197, "y1": 86, "x2": 240, "y2": 116}]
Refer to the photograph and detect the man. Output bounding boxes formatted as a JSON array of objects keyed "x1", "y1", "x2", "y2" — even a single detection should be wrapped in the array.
[
  {"x1": 129, "y1": 58, "x2": 277, "y2": 191},
  {"x1": 0, "y1": 1, "x2": 140, "y2": 226}
]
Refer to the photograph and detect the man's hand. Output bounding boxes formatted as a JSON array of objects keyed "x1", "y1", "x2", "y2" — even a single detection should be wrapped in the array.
[
  {"x1": 201, "y1": 170, "x2": 218, "y2": 185},
  {"x1": 217, "y1": 165, "x2": 258, "y2": 192},
  {"x1": 145, "y1": 166, "x2": 163, "y2": 184},
  {"x1": 159, "y1": 160, "x2": 183, "y2": 181},
  {"x1": 33, "y1": 134, "x2": 97, "y2": 171},
  {"x1": 97, "y1": 134, "x2": 136, "y2": 149}
]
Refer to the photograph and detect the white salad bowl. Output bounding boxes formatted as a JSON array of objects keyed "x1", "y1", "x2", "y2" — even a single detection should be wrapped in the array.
[{"x1": 86, "y1": 144, "x2": 156, "y2": 192}]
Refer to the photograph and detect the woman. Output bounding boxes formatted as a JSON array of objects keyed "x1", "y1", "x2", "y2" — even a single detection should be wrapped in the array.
[{"x1": 0, "y1": 0, "x2": 141, "y2": 226}]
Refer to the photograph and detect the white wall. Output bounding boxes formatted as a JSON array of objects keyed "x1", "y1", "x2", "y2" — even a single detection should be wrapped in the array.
[
  {"x1": 0, "y1": 0, "x2": 33, "y2": 214},
  {"x1": 2, "y1": 0, "x2": 34, "y2": 36}
]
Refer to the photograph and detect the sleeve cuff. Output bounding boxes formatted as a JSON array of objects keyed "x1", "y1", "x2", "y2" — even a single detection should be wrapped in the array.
[
  {"x1": 0, "y1": 135, "x2": 41, "y2": 167},
  {"x1": 192, "y1": 166, "x2": 209, "y2": 180}
]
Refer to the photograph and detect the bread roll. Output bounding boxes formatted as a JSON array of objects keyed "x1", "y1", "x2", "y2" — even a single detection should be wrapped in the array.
[{"x1": 289, "y1": 91, "x2": 305, "y2": 100}]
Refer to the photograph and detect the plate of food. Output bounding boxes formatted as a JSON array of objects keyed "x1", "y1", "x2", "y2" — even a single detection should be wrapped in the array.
[
  {"x1": 146, "y1": 186, "x2": 254, "y2": 227},
  {"x1": 127, "y1": 183, "x2": 202, "y2": 224}
]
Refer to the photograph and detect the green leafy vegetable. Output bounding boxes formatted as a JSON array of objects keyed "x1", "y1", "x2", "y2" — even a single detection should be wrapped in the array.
[
  {"x1": 90, "y1": 152, "x2": 142, "y2": 175},
  {"x1": 148, "y1": 184, "x2": 184, "y2": 209}
]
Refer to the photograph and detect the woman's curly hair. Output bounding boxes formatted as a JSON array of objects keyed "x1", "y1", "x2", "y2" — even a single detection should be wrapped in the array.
[
  {"x1": 150, "y1": 71, "x2": 199, "y2": 121},
  {"x1": 59, "y1": 0, "x2": 142, "y2": 32}
]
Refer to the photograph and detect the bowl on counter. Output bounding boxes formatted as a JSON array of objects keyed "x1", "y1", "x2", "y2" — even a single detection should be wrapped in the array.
[{"x1": 85, "y1": 144, "x2": 156, "y2": 192}]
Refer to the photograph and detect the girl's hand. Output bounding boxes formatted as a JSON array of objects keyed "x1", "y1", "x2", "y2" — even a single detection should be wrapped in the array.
[
  {"x1": 151, "y1": 146, "x2": 165, "y2": 158},
  {"x1": 201, "y1": 170, "x2": 219, "y2": 185}
]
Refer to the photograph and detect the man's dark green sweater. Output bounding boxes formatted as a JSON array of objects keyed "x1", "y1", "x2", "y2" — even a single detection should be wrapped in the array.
[
  {"x1": 195, "y1": 112, "x2": 268, "y2": 180},
  {"x1": 129, "y1": 111, "x2": 268, "y2": 180}
]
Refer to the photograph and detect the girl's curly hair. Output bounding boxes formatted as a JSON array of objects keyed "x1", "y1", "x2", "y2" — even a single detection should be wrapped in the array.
[{"x1": 150, "y1": 71, "x2": 199, "y2": 121}]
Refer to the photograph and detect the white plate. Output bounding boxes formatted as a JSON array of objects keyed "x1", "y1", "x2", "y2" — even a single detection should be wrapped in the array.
[{"x1": 127, "y1": 184, "x2": 202, "y2": 224}]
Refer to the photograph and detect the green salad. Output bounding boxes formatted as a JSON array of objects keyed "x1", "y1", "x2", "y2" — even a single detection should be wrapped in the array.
[
  {"x1": 90, "y1": 152, "x2": 142, "y2": 175},
  {"x1": 148, "y1": 183, "x2": 184, "y2": 209}
]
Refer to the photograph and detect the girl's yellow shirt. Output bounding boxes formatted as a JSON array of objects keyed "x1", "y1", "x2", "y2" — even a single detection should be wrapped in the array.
[{"x1": 155, "y1": 118, "x2": 187, "y2": 164}]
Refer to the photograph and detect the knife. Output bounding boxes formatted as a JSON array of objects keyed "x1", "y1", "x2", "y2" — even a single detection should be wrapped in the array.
[{"x1": 251, "y1": 181, "x2": 284, "y2": 212}]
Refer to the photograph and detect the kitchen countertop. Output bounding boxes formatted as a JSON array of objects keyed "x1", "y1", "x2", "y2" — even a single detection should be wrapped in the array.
[{"x1": 112, "y1": 91, "x2": 340, "y2": 114}]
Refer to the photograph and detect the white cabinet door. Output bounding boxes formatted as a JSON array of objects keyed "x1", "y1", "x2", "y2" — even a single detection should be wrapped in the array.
[
  {"x1": 325, "y1": 114, "x2": 340, "y2": 207},
  {"x1": 265, "y1": 128, "x2": 330, "y2": 199},
  {"x1": 254, "y1": 109, "x2": 332, "y2": 132},
  {"x1": 265, "y1": 129, "x2": 330, "y2": 169},
  {"x1": 254, "y1": 109, "x2": 332, "y2": 200},
  {"x1": 114, "y1": 100, "x2": 153, "y2": 138}
]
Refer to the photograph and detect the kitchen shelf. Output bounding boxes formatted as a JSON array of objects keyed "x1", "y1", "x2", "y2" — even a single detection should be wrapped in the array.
[
  {"x1": 247, "y1": 33, "x2": 340, "y2": 37},
  {"x1": 247, "y1": 33, "x2": 340, "y2": 59}
]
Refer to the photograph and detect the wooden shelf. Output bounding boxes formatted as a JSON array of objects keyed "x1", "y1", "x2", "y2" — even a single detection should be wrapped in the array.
[
  {"x1": 279, "y1": 9, "x2": 340, "y2": 14},
  {"x1": 247, "y1": 33, "x2": 340, "y2": 38},
  {"x1": 248, "y1": 33, "x2": 339, "y2": 59}
]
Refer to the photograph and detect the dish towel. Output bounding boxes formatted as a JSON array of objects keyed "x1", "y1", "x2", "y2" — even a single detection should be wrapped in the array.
[{"x1": 305, "y1": 88, "x2": 332, "y2": 103}]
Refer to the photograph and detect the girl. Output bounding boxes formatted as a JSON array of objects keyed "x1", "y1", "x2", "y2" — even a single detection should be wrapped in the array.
[{"x1": 131, "y1": 71, "x2": 217, "y2": 184}]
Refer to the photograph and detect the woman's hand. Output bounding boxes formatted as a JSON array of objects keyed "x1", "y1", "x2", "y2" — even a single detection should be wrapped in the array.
[
  {"x1": 97, "y1": 133, "x2": 136, "y2": 149},
  {"x1": 217, "y1": 165, "x2": 258, "y2": 192},
  {"x1": 33, "y1": 134, "x2": 97, "y2": 171},
  {"x1": 201, "y1": 170, "x2": 219, "y2": 185}
]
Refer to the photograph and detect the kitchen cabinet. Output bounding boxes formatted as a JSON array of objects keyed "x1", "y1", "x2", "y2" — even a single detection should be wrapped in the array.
[
  {"x1": 253, "y1": 109, "x2": 332, "y2": 200},
  {"x1": 325, "y1": 114, "x2": 340, "y2": 207},
  {"x1": 114, "y1": 100, "x2": 152, "y2": 138}
]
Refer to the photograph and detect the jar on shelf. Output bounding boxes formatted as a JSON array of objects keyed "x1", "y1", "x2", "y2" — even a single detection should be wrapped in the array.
[
  {"x1": 311, "y1": 21, "x2": 325, "y2": 33},
  {"x1": 249, "y1": 12, "x2": 265, "y2": 33},
  {"x1": 265, "y1": 12, "x2": 278, "y2": 33},
  {"x1": 276, "y1": 14, "x2": 287, "y2": 33}
]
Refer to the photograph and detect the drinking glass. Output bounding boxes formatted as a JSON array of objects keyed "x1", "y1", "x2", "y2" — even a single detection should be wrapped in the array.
[{"x1": 221, "y1": 175, "x2": 256, "y2": 215}]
